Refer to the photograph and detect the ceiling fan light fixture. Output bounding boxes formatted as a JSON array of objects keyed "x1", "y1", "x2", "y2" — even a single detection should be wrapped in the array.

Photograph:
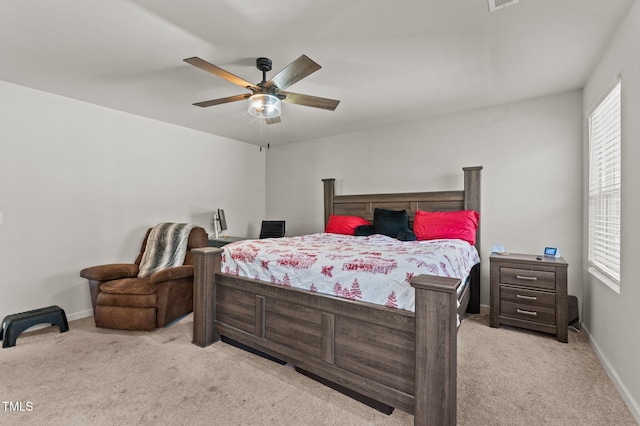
[{"x1": 248, "y1": 94, "x2": 281, "y2": 119}]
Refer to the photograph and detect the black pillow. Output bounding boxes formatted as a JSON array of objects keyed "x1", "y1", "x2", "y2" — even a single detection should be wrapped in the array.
[
  {"x1": 354, "y1": 209, "x2": 417, "y2": 241},
  {"x1": 373, "y1": 208, "x2": 409, "y2": 237},
  {"x1": 354, "y1": 224, "x2": 376, "y2": 236},
  {"x1": 396, "y1": 229, "x2": 418, "y2": 241}
]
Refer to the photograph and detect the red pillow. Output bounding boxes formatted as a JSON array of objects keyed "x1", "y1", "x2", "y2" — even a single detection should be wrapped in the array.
[
  {"x1": 325, "y1": 215, "x2": 370, "y2": 235},
  {"x1": 413, "y1": 210, "x2": 479, "y2": 245}
]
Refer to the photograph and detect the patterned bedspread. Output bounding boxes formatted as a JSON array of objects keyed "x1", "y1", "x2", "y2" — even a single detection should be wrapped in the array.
[{"x1": 221, "y1": 233, "x2": 480, "y2": 312}]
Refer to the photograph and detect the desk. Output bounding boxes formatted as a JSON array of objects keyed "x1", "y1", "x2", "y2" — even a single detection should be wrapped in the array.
[{"x1": 207, "y1": 236, "x2": 247, "y2": 248}]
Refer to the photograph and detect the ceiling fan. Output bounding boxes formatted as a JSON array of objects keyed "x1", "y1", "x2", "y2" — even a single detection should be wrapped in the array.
[{"x1": 183, "y1": 55, "x2": 340, "y2": 125}]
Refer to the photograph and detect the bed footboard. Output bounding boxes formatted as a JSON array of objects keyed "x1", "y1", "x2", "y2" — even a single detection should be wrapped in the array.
[
  {"x1": 192, "y1": 247, "x2": 460, "y2": 426},
  {"x1": 411, "y1": 274, "x2": 459, "y2": 425}
]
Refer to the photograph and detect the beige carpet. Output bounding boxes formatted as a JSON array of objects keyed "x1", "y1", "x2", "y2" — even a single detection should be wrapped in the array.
[{"x1": 0, "y1": 313, "x2": 636, "y2": 425}]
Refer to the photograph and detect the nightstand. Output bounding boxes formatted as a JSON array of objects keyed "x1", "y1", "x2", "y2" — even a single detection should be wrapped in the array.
[{"x1": 490, "y1": 253, "x2": 568, "y2": 343}]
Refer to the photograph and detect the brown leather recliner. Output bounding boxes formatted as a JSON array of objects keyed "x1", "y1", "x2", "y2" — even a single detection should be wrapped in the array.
[{"x1": 80, "y1": 226, "x2": 208, "y2": 331}]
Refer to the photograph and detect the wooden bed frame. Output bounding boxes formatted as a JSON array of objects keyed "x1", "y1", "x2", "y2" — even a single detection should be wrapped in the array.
[{"x1": 192, "y1": 166, "x2": 482, "y2": 426}]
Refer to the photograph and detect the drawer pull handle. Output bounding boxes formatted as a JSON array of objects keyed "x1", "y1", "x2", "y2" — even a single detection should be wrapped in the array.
[
  {"x1": 517, "y1": 309, "x2": 538, "y2": 316},
  {"x1": 516, "y1": 275, "x2": 537, "y2": 281},
  {"x1": 516, "y1": 294, "x2": 537, "y2": 301}
]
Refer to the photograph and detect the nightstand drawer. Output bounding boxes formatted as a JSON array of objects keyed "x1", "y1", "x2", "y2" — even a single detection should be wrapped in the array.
[
  {"x1": 501, "y1": 297, "x2": 556, "y2": 324},
  {"x1": 500, "y1": 286, "x2": 555, "y2": 309},
  {"x1": 500, "y1": 267, "x2": 555, "y2": 290}
]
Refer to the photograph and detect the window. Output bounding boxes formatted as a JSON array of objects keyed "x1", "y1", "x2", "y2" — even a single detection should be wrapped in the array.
[{"x1": 588, "y1": 77, "x2": 621, "y2": 291}]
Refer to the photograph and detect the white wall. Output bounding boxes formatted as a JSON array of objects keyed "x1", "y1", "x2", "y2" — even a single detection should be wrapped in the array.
[
  {"x1": 0, "y1": 80, "x2": 265, "y2": 322},
  {"x1": 582, "y1": 1, "x2": 640, "y2": 421},
  {"x1": 266, "y1": 90, "x2": 583, "y2": 308}
]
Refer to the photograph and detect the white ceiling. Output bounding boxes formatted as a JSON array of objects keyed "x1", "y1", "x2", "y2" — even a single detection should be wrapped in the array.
[{"x1": 0, "y1": 0, "x2": 634, "y2": 147}]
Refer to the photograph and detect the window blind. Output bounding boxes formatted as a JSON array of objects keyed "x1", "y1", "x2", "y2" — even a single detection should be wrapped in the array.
[{"x1": 588, "y1": 79, "x2": 621, "y2": 284}]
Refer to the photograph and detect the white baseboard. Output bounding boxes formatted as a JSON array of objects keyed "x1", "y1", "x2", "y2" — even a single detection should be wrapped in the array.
[
  {"x1": 479, "y1": 304, "x2": 490, "y2": 315},
  {"x1": 582, "y1": 323, "x2": 640, "y2": 423},
  {"x1": 66, "y1": 309, "x2": 93, "y2": 322}
]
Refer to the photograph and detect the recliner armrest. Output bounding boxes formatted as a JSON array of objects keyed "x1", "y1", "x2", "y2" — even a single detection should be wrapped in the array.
[
  {"x1": 150, "y1": 265, "x2": 194, "y2": 285},
  {"x1": 80, "y1": 264, "x2": 139, "y2": 281}
]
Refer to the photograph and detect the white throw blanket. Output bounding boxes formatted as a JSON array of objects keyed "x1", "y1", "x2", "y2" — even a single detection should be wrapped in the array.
[{"x1": 138, "y1": 223, "x2": 196, "y2": 278}]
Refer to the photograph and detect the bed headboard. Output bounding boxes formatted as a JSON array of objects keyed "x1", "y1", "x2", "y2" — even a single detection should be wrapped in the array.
[{"x1": 322, "y1": 166, "x2": 482, "y2": 252}]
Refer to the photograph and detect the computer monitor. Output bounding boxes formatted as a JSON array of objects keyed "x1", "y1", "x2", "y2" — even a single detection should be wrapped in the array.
[
  {"x1": 212, "y1": 209, "x2": 228, "y2": 239},
  {"x1": 218, "y1": 208, "x2": 227, "y2": 232}
]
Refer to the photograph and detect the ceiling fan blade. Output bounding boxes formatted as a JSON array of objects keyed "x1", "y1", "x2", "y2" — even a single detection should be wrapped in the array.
[
  {"x1": 193, "y1": 93, "x2": 251, "y2": 108},
  {"x1": 279, "y1": 91, "x2": 340, "y2": 111},
  {"x1": 184, "y1": 57, "x2": 260, "y2": 92},
  {"x1": 264, "y1": 55, "x2": 321, "y2": 90},
  {"x1": 265, "y1": 116, "x2": 281, "y2": 125}
]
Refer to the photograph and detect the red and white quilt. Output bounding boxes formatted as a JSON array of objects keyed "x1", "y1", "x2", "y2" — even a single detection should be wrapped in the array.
[{"x1": 221, "y1": 233, "x2": 480, "y2": 313}]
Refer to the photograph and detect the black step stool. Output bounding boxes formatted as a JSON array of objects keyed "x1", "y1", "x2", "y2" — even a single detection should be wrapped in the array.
[{"x1": 1, "y1": 305, "x2": 69, "y2": 348}]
